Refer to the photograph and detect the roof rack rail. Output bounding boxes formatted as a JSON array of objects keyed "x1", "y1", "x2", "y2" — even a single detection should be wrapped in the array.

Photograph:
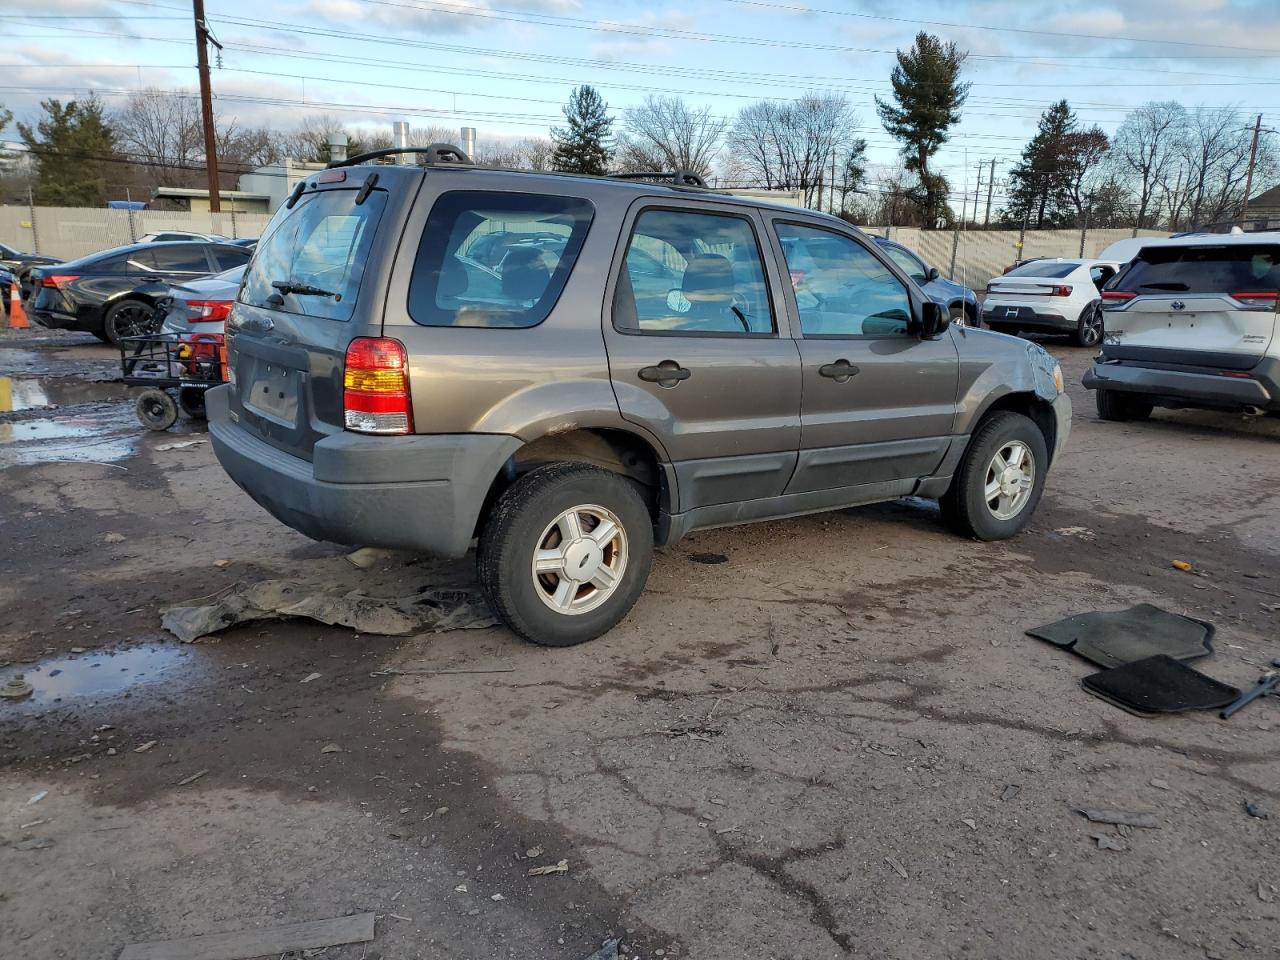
[
  {"x1": 329, "y1": 143, "x2": 473, "y2": 169},
  {"x1": 610, "y1": 170, "x2": 709, "y2": 189}
]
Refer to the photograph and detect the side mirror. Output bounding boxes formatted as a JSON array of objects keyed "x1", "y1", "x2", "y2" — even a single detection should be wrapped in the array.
[
  {"x1": 919, "y1": 300, "x2": 951, "y2": 339},
  {"x1": 926, "y1": 266, "x2": 941, "y2": 282}
]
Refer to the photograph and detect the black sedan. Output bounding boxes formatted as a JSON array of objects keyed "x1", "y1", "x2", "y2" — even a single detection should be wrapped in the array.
[
  {"x1": 0, "y1": 240, "x2": 62, "y2": 299},
  {"x1": 28, "y1": 241, "x2": 251, "y2": 344}
]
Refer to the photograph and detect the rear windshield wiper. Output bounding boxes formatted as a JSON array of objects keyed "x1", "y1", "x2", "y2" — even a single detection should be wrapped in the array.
[
  {"x1": 271, "y1": 279, "x2": 339, "y2": 299},
  {"x1": 1137, "y1": 282, "x2": 1189, "y2": 291}
]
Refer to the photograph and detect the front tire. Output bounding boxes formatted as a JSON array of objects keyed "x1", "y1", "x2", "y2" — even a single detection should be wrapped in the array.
[
  {"x1": 940, "y1": 411, "x2": 1048, "y2": 541},
  {"x1": 1095, "y1": 389, "x2": 1153, "y2": 422},
  {"x1": 1075, "y1": 302, "x2": 1104, "y2": 347},
  {"x1": 477, "y1": 463, "x2": 654, "y2": 646}
]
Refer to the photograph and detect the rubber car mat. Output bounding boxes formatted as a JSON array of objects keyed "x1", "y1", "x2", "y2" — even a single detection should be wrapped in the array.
[
  {"x1": 1082, "y1": 655, "x2": 1239, "y2": 717},
  {"x1": 1025, "y1": 603, "x2": 1214, "y2": 669}
]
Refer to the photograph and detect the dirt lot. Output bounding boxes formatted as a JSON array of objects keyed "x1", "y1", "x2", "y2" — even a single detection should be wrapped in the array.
[{"x1": 1, "y1": 328, "x2": 1277, "y2": 960}]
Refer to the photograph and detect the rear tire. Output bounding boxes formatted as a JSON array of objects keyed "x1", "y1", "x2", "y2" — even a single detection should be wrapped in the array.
[
  {"x1": 477, "y1": 463, "x2": 654, "y2": 647},
  {"x1": 1074, "y1": 302, "x2": 1104, "y2": 347},
  {"x1": 177, "y1": 387, "x2": 207, "y2": 419},
  {"x1": 102, "y1": 299, "x2": 157, "y2": 346},
  {"x1": 135, "y1": 389, "x2": 178, "y2": 431},
  {"x1": 940, "y1": 411, "x2": 1048, "y2": 541},
  {"x1": 1095, "y1": 389, "x2": 1153, "y2": 422}
]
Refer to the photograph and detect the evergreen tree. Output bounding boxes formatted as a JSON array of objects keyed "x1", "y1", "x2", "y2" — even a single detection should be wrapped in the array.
[
  {"x1": 875, "y1": 32, "x2": 970, "y2": 228},
  {"x1": 551, "y1": 86, "x2": 613, "y2": 175},
  {"x1": 18, "y1": 96, "x2": 117, "y2": 205},
  {"x1": 1005, "y1": 100, "x2": 1078, "y2": 229}
]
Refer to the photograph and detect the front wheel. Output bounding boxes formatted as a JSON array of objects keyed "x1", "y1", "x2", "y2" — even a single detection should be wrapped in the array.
[
  {"x1": 477, "y1": 463, "x2": 654, "y2": 646},
  {"x1": 1075, "y1": 303, "x2": 1104, "y2": 347},
  {"x1": 940, "y1": 411, "x2": 1049, "y2": 541}
]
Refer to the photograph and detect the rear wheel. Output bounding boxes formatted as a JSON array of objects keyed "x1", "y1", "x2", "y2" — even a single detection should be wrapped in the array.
[
  {"x1": 1095, "y1": 388, "x2": 1153, "y2": 422},
  {"x1": 477, "y1": 463, "x2": 654, "y2": 646},
  {"x1": 102, "y1": 299, "x2": 156, "y2": 346},
  {"x1": 135, "y1": 389, "x2": 178, "y2": 431},
  {"x1": 940, "y1": 411, "x2": 1048, "y2": 541},
  {"x1": 1074, "y1": 302, "x2": 1104, "y2": 347},
  {"x1": 177, "y1": 387, "x2": 207, "y2": 419}
]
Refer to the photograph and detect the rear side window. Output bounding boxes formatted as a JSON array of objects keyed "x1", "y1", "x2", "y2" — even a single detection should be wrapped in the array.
[
  {"x1": 880, "y1": 243, "x2": 928, "y2": 282},
  {"x1": 1007, "y1": 261, "x2": 1079, "y2": 279},
  {"x1": 97, "y1": 249, "x2": 159, "y2": 273},
  {"x1": 240, "y1": 188, "x2": 386, "y2": 322},
  {"x1": 613, "y1": 208, "x2": 775, "y2": 335},
  {"x1": 1116, "y1": 245, "x2": 1280, "y2": 294},
  {"x1": 212, "y1": 247, "x2": 250, "y2": 271},
  {"x1": 152, "y1": 245, "x2": 211, "y2": 272},
  {"x1": 408, "y1": 191, "x2": 593, "y2": 328}
]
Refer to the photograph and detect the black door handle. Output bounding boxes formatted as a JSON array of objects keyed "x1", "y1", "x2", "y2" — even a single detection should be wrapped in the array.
[
  {"x1": 818, "y1": 359, "x2": 859, "y2": 382},
  {"x1": 638, "y1": 362, "x2": 691, "y2": 386}
]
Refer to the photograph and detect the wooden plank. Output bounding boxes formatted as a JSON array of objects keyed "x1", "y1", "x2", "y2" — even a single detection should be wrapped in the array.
[{"x1": 118, "y1": 912, "x2": 376, "y2": 960}]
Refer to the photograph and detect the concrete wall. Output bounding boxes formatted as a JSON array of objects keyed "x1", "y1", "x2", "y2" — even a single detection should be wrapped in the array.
[{"x1": 0, "y1": 206, "x2": 274, "y2": 261}]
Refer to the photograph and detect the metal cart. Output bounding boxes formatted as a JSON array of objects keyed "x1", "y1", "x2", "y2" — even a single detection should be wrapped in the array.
[{"x1": 119, "y1": 332, "x2": 227, "y2": 431}]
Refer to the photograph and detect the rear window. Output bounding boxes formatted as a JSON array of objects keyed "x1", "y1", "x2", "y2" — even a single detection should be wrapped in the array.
[
  {"x1": 1006, "y1": 261, "x2": 1079, "y2": 279},
  {"x1": 240, "y1": 188, "x2": 386, "y2": 322},
  {"x1": 408, "y1": 191, "x2": 593, "y2": 328},
  {"x1": 1116, "y1": 244, "x2": 1280, "y2": 294}
]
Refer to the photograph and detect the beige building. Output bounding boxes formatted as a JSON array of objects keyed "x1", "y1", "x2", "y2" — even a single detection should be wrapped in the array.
[
  {"x1": 1247, "y1": 184, "x2": 1280, "y2": 229},
  {"x1": 152, "y1": 159, "x2": 330, "y2": 214}
]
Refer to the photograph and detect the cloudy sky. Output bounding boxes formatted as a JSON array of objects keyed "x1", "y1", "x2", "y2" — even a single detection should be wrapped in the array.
[{"x1": 1, "y1": 0, "x2": 1278, "y2": 198}]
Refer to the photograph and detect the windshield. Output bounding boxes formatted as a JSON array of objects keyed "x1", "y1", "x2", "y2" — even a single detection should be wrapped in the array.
[
  {"x1": 1007, "y1": 261, "x2": 1080, "y2": 279},
  {"x1": 240, "y1": 188, "x2": 386, "y2": 322},
  {"x1": 1116, "y1": 244, "x2": 1280, "y2": 294}
]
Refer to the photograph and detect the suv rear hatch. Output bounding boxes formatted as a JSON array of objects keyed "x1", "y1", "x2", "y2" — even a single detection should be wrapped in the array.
[
  {"x1": 1100, "y1": 242, "x2": 1279, "y2": 370},
  {"x1": 985, "y1": 261, "x2": 1080, "y2": 301},
  {"x1": 224, "y1": 168, "x2": 412, "y2": 460}
]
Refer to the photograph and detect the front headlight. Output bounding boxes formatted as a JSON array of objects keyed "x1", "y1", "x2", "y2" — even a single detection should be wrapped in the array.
[{"x1": 1052, "y1": 363, "x2": 1065, "y2": 394}]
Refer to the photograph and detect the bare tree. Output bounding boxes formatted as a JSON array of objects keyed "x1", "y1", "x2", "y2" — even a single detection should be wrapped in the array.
[
  {"x1": 726, "y1": 92, "x2": 862, "y2": 207},
  {"x1": 1110, "y1": 101, "x2": 1187, "y2": 229},
  {"x1": 112, "y1": 88, "x2": 203, "y2": 186},
  {"x1": 617, "y1": 96, "x2": 726, "y2": 178},
  {"x1": 1062, "y1": 126, "x2": 1110, "y2": 224}
]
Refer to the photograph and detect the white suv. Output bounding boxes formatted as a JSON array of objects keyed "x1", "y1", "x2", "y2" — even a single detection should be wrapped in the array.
[{"x1": 1083, "y1": 233, "x2": 1280, "y2": 419}]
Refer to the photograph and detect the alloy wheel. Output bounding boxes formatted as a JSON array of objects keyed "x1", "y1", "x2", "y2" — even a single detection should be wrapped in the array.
[
  {"x1": 530, "y1": 503, "x2": 629, "y2": 615},
  {"x1": 983, "y1": 441, "x2": 1036, "y2": 520}
]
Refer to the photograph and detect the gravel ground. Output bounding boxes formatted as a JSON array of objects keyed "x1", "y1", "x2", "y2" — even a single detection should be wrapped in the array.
[{"x1": 1, "y1": 328, "x2": 1277, "y2": 960}]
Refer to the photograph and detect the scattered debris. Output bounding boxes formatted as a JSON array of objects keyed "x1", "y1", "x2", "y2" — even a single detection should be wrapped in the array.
[
  {"x1": 884, "y1": 856, "x2": 908, "y2": 879},
  {"x1": 1054, "y1": 526, "x2": 1095, "y2": 541},
  {"x1": 176, "y1": 769, "x2": 209, "y2": 787},
  {"x1": 213, "y1": 560, "x2": 231, "y2": 568},
  {"x1": 300, "y1": 672, "x2": 321, "y2": 684},
  {"x1": 14, "y1": 837, "x2": 54, "y2": 851},
  {"x1": 320, "y1": 744, "x2": 342, "y2": 754},
  {"x1": 490, "y1": 893, "x2": 505, "y2": 901},
  {"x1": 525, "y1": 845, "x2": 543, "y2": 859},
  {"x1": 960, "y1": 818, "x2": 977, "y2": 831},
  {"x1": 1150, "y1": 779, "x2": 1171, "y2": 791},
  {"x1": 527, "y1": 859, "x2": 569, "y2": 877},
  {"x1": 1260, "y1": 882, "x2": 1276, "y2": 904},
  {"x1": 387, "y1": 913, "x2": 412, "y2": 922},
  {"x1": 1075, "y1": 807, "x2": 1160, "y2": 829},
  {"x1": 688, "y1": 552, "x2": 729, "y2": 564},
  {"x1": 1, "y1": 674, "x2": 33, "y2": 700},
  {"x1": 1244, "y1": 801, "x2": 1270, "y2": 820},
  {"x1": 154, "y1": 439, "x2": 207, "y2": 451},
  {"x1": 1000, "y1": 784, "x2": 1021, "y2": 801},
  {"x1": 345, "y1": 547, "x2": 399, "y2": 569},
  {"x1": 134, "y1": 740, "x2": 158, "y2": 754},
  {"x1": 1091, "y1": 833, "x2": 1126, "y2": 851},
  {"x1": 583, "y1": 940, "x2": 621, "y2": 960},
  {"x1": 1220, "y1": 661, "x2": 1280, "y2": 719},
  {"x1": 27, "y1": 790, "x2": 47, "y2": 805},
  {"x1": 103, "y1": 532, "x2": 127, "y2": 543},
  {"x1": 161, "y1": 580, "x2": 495, "y2": 642},
  {"x1": 454, "y1": 884, "x2": 468, "y2": 893},
  {"x1": 117, "y1": 911, "x2": 376, "y2": 960}
]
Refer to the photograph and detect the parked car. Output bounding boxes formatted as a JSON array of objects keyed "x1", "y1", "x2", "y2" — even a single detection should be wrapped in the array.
[
  {"x1": 0, "y1": 240, "x2": 62, "y2": 300},
  {"x1": 227, "y1": 237, "x2": 258, "y2": 249},
  {"x1": 150, "y1": 265, "x2": 244, "y2": 416},
  {"x1": 982, "y1": 258, "x2": 1122, "y2": 346},
  {"x1": 1083, "y1": 233, "x2": 1280, "y2": 420},
  {"x1": 27, "y1": 241, "x2": 252, "y2": 344},
  {"x1": 138, "y1": 230, "x2": 230, "y2": 243},
  {"x1": 208, "y1": 151, "x2": 1071, "y2": 646},
  {"x1": 871, "y1": 236, "x2": 979, "y2": 325},
  {"x1": 0, "y1": 264, "x2": 15, "y2": 318}
]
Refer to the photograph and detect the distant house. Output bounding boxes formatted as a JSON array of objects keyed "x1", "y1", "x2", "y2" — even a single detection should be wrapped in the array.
[
  {"x1": 1248, "y1": 184, "x2": 1280, "y2": 229},
  {"x1": 151, "y1": 159, "x2": 330, "y2": 214}
]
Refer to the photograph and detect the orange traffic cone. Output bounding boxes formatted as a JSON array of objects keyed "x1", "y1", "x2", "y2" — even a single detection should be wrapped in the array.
[{"x1": 7, "y1": 281, "x2": 30, "y2": 329}]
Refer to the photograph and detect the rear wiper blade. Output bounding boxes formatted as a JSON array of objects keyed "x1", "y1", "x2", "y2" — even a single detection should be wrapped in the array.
[
  {"x1": 1137, "y1": 282, "x2": 1189, "y2": 291},
  {"x1": 271, "y1": 279, "x2": 339, "y2": 298}
]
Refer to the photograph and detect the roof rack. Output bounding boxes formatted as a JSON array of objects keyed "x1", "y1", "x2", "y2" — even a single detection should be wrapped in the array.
[
  {"x1": 610, "y1": 170, "x2": 709, "y2": 189},
  {"x1": 329, "y1": 143, "x2": 473, "y2": 169}
]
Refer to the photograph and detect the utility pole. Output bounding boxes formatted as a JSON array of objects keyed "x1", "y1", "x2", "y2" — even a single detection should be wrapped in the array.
[
  {"x1": 984, "y1": 158, "x2": 996, "y2": 226},
  {"x1": 192, "y1": 0, "x2": 222, "y2": 213},
  {"x1": 1240, "y1": 113, "x2": 1263, "y2": 227}
]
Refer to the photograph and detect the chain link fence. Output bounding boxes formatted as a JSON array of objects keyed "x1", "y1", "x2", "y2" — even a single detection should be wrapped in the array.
[{"x1": 0, "y1": 206, "x2": 275, "y2": 261}]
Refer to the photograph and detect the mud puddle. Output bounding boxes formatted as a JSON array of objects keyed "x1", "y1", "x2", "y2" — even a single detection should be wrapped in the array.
[
  {"x1": 0, "y1": 412, "x2": 137, "y2": 466},
  {"x1": 0, "y1": 374, "x2": 134, "y2": 412},
  {"x1": 1, "y1": 643, "x2": 199, "y2": 708}
]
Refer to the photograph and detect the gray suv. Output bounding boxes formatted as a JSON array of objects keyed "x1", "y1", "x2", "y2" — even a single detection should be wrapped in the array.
[{"x1": 208, "y1": 147, "x2": 1071, "y2": 646}]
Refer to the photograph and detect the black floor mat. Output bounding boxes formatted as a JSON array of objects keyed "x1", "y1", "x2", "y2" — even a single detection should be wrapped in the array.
[
  {"x1": 1026, "y1": 603, "x2": 1215, "y2": 669},
  {"x1": 1082, "y1": 655, "x2": 1239, "y2": 717}
]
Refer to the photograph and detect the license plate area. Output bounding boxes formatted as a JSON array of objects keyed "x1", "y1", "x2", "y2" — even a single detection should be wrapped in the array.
[{"x1": 243, "y1": 361, "x2": 301, "y2": 426}]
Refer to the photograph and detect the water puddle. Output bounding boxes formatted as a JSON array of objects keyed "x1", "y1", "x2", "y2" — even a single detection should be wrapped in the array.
[
  {"x1": 0, "y1": 375, "x2": 134, "y2": 413},
  {"x1": 0, "y1": 376, "x2": 141, "y2": 466},
  {"x1": 1, "y1": 643, "x2": 196, "y2": 707}
]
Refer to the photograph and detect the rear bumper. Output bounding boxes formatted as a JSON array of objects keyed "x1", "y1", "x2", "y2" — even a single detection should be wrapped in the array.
[
  {"x1": 982, "y1": 303, "x2": 1072, "y2": 330},
  {"x1": 1082, "y1": 360, "x2": 1278, "y2": 411},
  {"x1": 206, "y1": 386, "x2": 523, "y2": 557}
]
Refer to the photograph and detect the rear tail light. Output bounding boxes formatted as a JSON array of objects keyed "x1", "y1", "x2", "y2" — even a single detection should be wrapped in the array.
[
  {"x1": 186, "y1": 299, "x2": 233, "y2": 323},
  {"x1": 41, "y1": 274, "x2": 80, "y2": 288},
  {"x1": 343, "y1": 337, "x2": 412, "y2": 435},
  {"x1": 1101, "y1": 290, "x2": 1136, "y2": 302},
  {"x1": 1231, "y1": 291, "x2": 1278, "y2": 308},
  {"x1": 1049, "y1": 285, "x2": 1073, "y2": 297}
]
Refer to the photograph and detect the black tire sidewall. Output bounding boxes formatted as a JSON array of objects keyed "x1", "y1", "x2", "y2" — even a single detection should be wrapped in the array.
[
  {"x1": 136, "y1": 390, "x2": 178, "y2": 431},
  {"x1": 953, "y1": 412, "x2": 1049, "y2": 541},
  {"x1": 104, "y1": 300, "x2": 152, "y2": 346},
  {"x1": 478, "y1": 465, "x2": 654, "y2": 646},
  {"x1": 1076, "y1": 303, "x2": 1103, "y2": 347},
  {"x1": 177, "y1": 387, "x2": 207, "y2": 419}
]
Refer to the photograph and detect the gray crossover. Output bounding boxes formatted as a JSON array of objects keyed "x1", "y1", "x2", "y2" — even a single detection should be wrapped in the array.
[{"x1": 208, "y1": 147, "x2": 1072, "y2": 646}]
